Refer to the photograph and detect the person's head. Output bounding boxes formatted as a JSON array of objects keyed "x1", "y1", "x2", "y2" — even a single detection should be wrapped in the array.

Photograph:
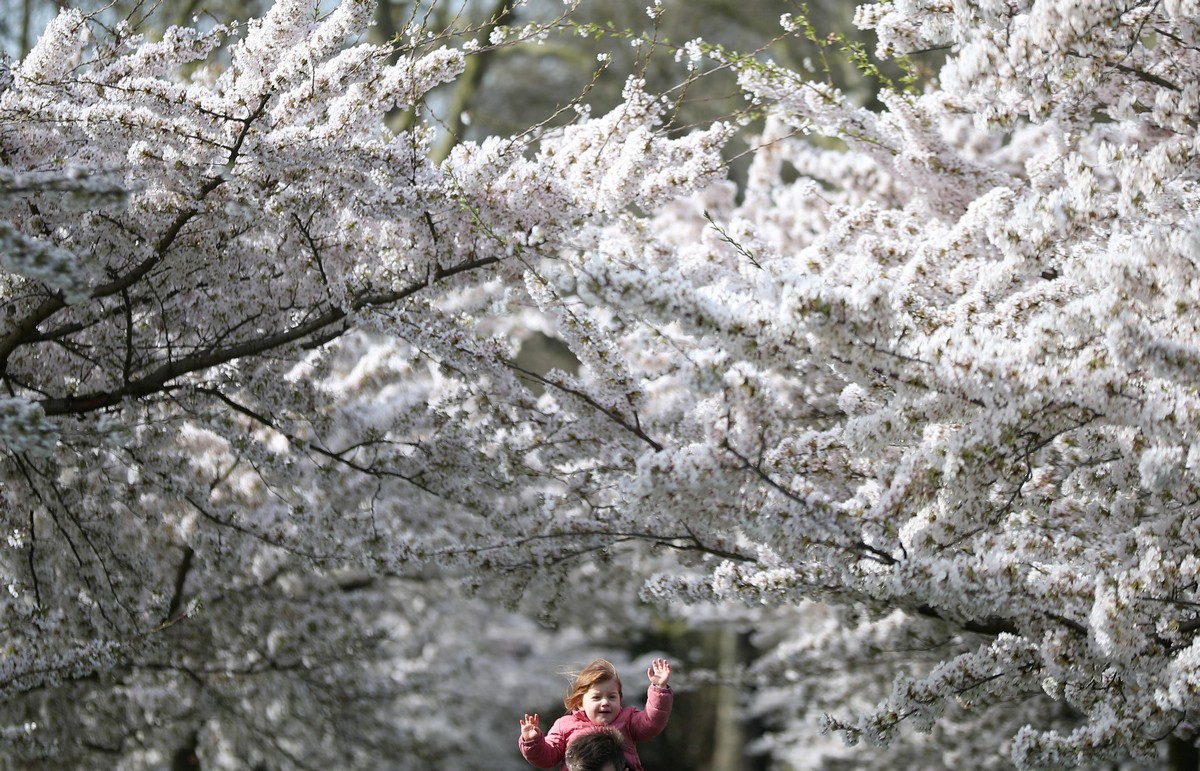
[
  {"x1": 565, "y1": 659, "x2": 623, "y2": 725},
  {"x1": 564, "y1": 727, "x2": 627, "y2": 771}
]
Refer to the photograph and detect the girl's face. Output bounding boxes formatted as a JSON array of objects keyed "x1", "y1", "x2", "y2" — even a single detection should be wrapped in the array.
[{"x1": 582, "y1": 677, "x2": 622, "y2": 725}]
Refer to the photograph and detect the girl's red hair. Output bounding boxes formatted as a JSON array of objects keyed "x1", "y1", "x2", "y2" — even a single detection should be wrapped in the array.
[{"x1": 564, "y1": 659, "x2": 623, "y2": 711}]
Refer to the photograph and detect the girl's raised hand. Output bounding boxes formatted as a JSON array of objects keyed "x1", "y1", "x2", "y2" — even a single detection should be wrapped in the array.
[
  {"x1": 647, "y1": 658, "x2": 671, "y2": 687},
  {"x1": 519, "y1": 713, "x2": 541, "y2": 741}
]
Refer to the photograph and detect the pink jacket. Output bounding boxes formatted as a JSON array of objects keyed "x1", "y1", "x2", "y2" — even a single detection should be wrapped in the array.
[{"x1": 519, "y1": 684, "x2": 673, "y2": 771}]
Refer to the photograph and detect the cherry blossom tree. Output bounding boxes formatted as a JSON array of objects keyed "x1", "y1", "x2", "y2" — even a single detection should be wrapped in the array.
[
  {"x1": 6, "y1": 0, "x2": 1200, "y2": 768},
  {"x1": 0, "y1": 0, "x2": 727, "y2": 765},
  {"x1": 632, "y1": 2, "x2": 1200, "y2": 768}
]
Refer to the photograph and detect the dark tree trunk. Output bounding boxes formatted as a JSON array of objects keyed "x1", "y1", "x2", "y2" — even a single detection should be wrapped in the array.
[
  {"x1": 171, "y1": 731, "x2": 200, "y2": 771},
  {"x1": 1170, "y1": 735, "x2": 1200, "y2": 771}
]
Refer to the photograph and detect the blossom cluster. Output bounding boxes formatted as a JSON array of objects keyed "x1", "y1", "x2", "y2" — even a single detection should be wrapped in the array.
[{"x1": 604, "y1": 2, "x2": 1200, "y2": 766}]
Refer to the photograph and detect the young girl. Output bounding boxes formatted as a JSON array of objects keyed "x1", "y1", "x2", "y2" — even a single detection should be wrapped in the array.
[{"x1": 519, "y1": 658, "x2": 673, "y2": 771}]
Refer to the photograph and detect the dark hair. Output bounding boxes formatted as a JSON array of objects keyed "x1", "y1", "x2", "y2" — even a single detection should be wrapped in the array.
[{"x1": 565, "y1": 727, "x2": 627, "y2": 771}]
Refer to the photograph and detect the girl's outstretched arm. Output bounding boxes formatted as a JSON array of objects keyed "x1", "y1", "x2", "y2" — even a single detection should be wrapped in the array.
[
  {"x1": 630, "y1": 659, "x2": 674, "y2": 742},
  {"x1": 519, "y1": 712, "x2": 568, "y2": 769}
]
